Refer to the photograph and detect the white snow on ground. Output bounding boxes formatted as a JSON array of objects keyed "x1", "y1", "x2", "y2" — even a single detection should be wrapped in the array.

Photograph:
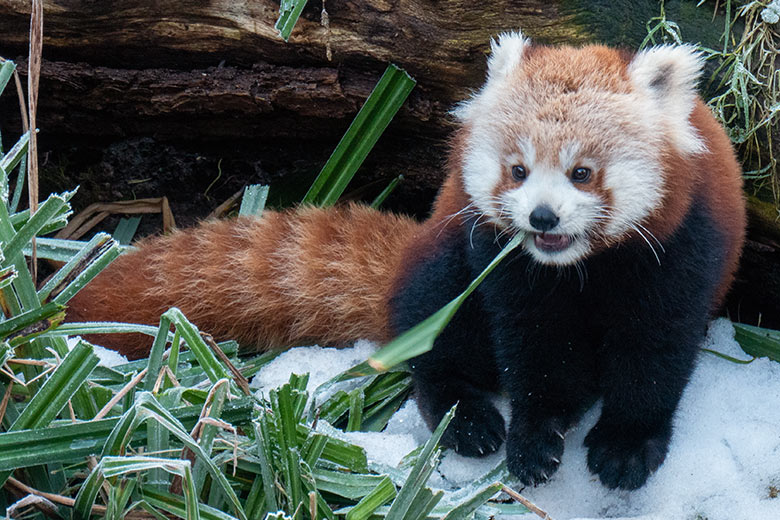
[
  {"x1": 251, "y1": 319, "x2": 780, "y2": 520},
  {"x1": 67, "y1": 336, "x2": 129, "y2": 367}
]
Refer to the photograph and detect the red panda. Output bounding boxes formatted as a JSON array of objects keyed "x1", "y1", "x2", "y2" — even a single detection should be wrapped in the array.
[{"x1": 67, "y1": 31, "x2": 745, "y2": 490}]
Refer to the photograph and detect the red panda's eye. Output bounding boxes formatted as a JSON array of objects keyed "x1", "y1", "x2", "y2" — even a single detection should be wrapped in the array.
[
  {"x1": 511, "y1": 165, "x2": 527, "y2": 181},
  {"x1": 571, "y1": 167, "x2": 591, "y2": 183}
]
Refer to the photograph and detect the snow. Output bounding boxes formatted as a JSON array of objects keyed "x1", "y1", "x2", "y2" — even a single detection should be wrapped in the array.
[
  {"x1": 67, "y1": 336, "x2": 128, "y2": 367},
  {"x1": 250, "y1": 318, "x2": 780, "y2": 519}
]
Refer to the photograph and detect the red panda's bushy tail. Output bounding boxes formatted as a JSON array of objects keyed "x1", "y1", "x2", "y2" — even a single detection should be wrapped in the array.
[{"x1": 66, "y1": 204, "x2": 421, "y2": 359}]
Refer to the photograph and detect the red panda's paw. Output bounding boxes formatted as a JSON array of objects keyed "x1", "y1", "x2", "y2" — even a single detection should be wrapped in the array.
[
  {"x1": 584, "y1": 420, "x2": 671, "y2": 490},
  {"x1": 440, "y1": 398, "x2": 506, "y2": 458},
  {"x1": 505, "y1": 416, "x2": 566, "y2": 487}
]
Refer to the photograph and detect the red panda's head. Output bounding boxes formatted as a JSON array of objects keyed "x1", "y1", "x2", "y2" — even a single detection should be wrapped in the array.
[{"x1": 455, "y1": 30, "x2": 706, "y2": 265}]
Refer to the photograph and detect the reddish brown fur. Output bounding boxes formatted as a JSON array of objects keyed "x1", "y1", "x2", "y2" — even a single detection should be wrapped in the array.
[
  {"x1": 67, "y1": 204, "x2": 420, "y2": 358},
  {"x1": 69, "y1": 43, "x2": 745, "y2": 359}
]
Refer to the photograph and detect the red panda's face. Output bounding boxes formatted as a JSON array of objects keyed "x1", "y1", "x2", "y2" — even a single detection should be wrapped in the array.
[{"x1": 456, "y1": 31, "x2": 705, "y2": 266}]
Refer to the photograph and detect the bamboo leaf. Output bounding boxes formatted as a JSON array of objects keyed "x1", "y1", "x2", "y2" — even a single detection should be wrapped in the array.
[
  {"x1": 143, "y1": 488, "x2": 240, "y2": 520},
  {"x1": 163, "y1": 308, "x2": 230, "y2": 384},
  {"x1": 113, "y1": 216, "x2": 141, "y2": 245},
  {"x1": 37, "y1": 232, "x2": 120, "y2": 304},
  {"x1": 440, "y1": 483, "x2": 503, "y2": 520},
  {"x1": 239, "y1": 184, "x2": 269, "y2": 217},
  {"x1": 345, "y1": 476, "x2": 396, "y2": 520},
  {"x1": 0, "y1": 341, "x2": 99, "y2": 487},
  {"x1": 0, "y1": 190, "x2": 74, "y2": 266},
  {"x1": 0, "y1": 398, "x2": 255, "y2": 471},
  {"x1": 334, "y1": 233, "x2": 524, "y2": 382},
  {"x1": 0, "y1": 301, "x2": 64, "y2": 341},
  {"x1": 0, "y1": 131, "x2": 30, "y2": 192},
  {"x1": 371, "y1": 175, "x2": 403, "y2": 208},
  {"x1": 733, "y1": 323, "x2": 780, "y2": 362},
  {"x1": 275, "y1": 0, "x2": 308, "y2": 42},
  {"x1": 191, "y1": 380, "x2": 229, "y2": 494},
  {"x1": 302, "y1": 64, "x2": 416, "y2": 207},
  {"x1": 20, "y1": 235, "x2": 130, "y2": 263},
  {"x1": 0, "y1": 60, "x2": 15, "y2": 97},
  {"x1": 384, "y1": 406, "x2": 455, "y2": 520}
]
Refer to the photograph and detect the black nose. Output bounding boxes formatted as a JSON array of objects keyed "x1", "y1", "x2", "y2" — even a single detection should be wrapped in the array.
[{"x1": 529, "y1": 205, "x2": 559, "y2": 232}]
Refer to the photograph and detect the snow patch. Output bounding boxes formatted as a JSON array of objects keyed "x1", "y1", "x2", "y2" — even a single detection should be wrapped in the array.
[
  {"x1": 67, "y1": 336, "x2": 128, "y2": 367},
  {"x1": 249, "y1": 319, "x2": 780, "y2": 519}
]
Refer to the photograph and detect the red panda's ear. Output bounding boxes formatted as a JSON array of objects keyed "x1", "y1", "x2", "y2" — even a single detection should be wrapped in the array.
[
  {"x1": 453, "y1": 30, "x2": 530, "y2": 121},
  {"x1": 487, "y1": 30, "x2": 530, "y2": 81},
  {"x1": 628, "y1": 45, "x2": 706, "y2": 154}
]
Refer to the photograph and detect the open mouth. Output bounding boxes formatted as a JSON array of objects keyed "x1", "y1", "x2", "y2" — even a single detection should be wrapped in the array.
[{"x1": 533, "y1": 232, "x2": 573, "y2": 252}]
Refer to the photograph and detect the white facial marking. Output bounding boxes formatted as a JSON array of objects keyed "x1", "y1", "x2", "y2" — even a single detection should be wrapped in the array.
[
  {"x1": 501, "y1": 164, "x2": 603, "y2": 265},
  {"x1": 517, "y1": 139, "x2": 536, "y2": 165},
  {"x1": 462, "y1": 136, "x2": 502, "y2": 222},
  {"x1": 558, "y1": 141, "x2": 581, "y2": 172},
  {"x1": 603, "y1": 156, "x2": 664, "y2": 236}
]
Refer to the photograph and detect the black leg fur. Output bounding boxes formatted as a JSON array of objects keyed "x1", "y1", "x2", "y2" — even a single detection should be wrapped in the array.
[
  {"x1": 390, "y1": 200, "x2": 726, "y2": 489},
  {"x1": 390, "y1": 232, "x2": 506, "y2": 457}
]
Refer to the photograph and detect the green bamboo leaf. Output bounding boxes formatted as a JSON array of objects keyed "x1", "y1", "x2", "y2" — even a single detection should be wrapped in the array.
[
  {"x1": 0, "y1": 341, "x2": 99, "y2": 487},
  {"x1": 163, "y1": 308, "x2": 230, "y2": 384},
  {"x1": 192, "y1": 380, "x2": 229, "y2": 494},
  {"x1": 37, "y1": 232, "x2": 119, "y2": 304},
  {"x1": 76, "y1": 457, "x2": 201, "y2": 520},
  {"x1": 0, "y1": 131, "x2": 29, "y2": 190},
  {"x1": 384, "y1": 406, "x2": 455, "y2": 520},
  {"x1": 106, "y1": 477, "x2": 137, "y2": 520},
  {"x1": 269, "y1": 384, "x2": 304, "y2": 507},
  {"x1": 296, "y1": 423, "x2": 368, "y2": 470},
  {"x1": 300, "y1": 474, "x2": 337, "y2": 520},
  {"x1": 345, "y1": 476, "x2": 396, "y2": 520},
  {"x1": 733, "y1": 323, "x2": 780, "y2": 362},
  {"x1": 73, "y1": 456, "x2": 106, "y2": 519},
  {"x1": 11, "y1": 204, "x2": 72, "y2": 237},
  {"x1": 132, "y1": 393, "x2": 248, "y2": 520},
  {"x1": 440, "y1": 483, "x2": 503, "y2": 520},
  {"x1": 333, "y1": 233, "x2": 524, "y2": 383},
  {"x1": 0, "y1": 398, "x2": 254, "y2": 471},
  {"x1": 20, "y1": 235, "x2": 130, "y2": 263},
  {"x1": 0, "y1": 301, "x2": 64, "y2": 341},
  {"x1": 275, "y1": 0, "x2": 308, "y2": 42},
  {"x1": 346, "y1": 387, "x2": 364, "y2": 432},
  {"x1": 313, "y1": 468, "x2": 388, "y2": 500},
  {"x1": 143, "y1": 488, "x2": 241, "y2": 520},
  {"x1": 0, "y1": 60, "x2": 15, "y2": 98},
  {"x1": 42, "y1": 321, "x2": 166, "y2": 339},
  {"x1": 302, "y1": 432, "x2": 329, "y2": 468},
  {"x1": 0, "y1": 265, "x2": 15, "y2": 289},
  {"x1": 113, "y1": 216, "x2": 141, "y2": 245},
  {"x1": 0, "y1": 190, "x2": 74, "y2": 266},
  {"x1": 145, "y1": 315, "x2": 173, "y2": 392},
  {"x1": 371, "y1": 175, "x2": 403, "y2": 209},
  {"x1": 302, "y1": 64, "x2": 416, "y2": 207},
  {"x1": 248, "y1": 420, "x2": 279, "y2": 516},
  {"x1": 239, "y1": 184, "x2": 269, "y2": 217}
]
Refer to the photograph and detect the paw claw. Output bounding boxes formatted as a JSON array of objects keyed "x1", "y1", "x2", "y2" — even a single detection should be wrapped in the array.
[
  {"x1": 507, "y1": 417, "x2": 566, "y2": 486},
  {"x1": 439, "y1": 398, "x2": 506, "y2": 458},
  {"x1": 585, "y1": 420, "x2": 671, "y2": 490}
]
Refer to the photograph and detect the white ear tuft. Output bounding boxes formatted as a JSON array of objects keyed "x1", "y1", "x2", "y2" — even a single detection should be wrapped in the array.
[
  {"x1": 628, "y1": 45, "x2": 706, "y2": 154},
  {"x1": 487, "y1": 30, "x2": 530, "y2": 80}
]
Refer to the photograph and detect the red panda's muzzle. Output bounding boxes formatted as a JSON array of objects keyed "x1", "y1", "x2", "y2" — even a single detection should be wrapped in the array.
[{"x1": 533, "y1": 232, "x2": 573, "y2": 252}]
